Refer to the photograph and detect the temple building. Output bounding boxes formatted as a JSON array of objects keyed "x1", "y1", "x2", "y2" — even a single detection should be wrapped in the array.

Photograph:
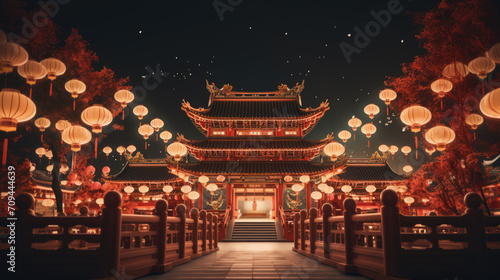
[{"x1": 104, "y1": 81, "x2": 408, "y2": 238}]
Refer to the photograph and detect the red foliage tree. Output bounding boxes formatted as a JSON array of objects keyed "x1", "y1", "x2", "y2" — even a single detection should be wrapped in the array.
[
  {"x1": 0, "y1": 1, "x2": 129, "y2": 214},
  {"x1": 386, "y1": 0, "x2": 500, "y2": 214}
]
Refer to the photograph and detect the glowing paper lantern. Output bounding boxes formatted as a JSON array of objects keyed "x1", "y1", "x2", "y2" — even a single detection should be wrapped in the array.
[
  {"x1": 206, "y1": 183, "x2": 218, "y2": 192},
  {"x1": 167, "y1": 142, "x2": 188, "y2": 161},
  {"x1": 139, "y1": 185, "x2": 149, "y2": 194},
  {"x1": 0, "y1": 88, "x2": 37, "y2": 132},
  {"x1": 341, "y1": 185, "x2": 352, "y2": 194},
  {"x1": 198, "y1": 175, "x2": 209, "y2": 184},
  {"x1": 401, "y1": 146, "x2": 411, "y2": 159},
  {"x1": 379, "y1": 89, "x2": 397, "y2": 110},
  {"x1": 487, "y1": 43, "x2": 500, "y2": 64},
  {"x1": 468, "y1": 56, "x2": 495, "y2": 79},
  {"x1": 81, "y1": 104, "x2": 113, "y2": 133},
  {"x1": 366, "y1": 185, "x2": 376, "y2": 194},
  {"x1": 81, "y1": 104, "x2": 113, "y2": 158},
  {"x1": 42, "y1": 199, "x2": 55, "y2": 207},
  {"x1": 127, "y1": 145, "x2": 136, "y2": 154},
  {"x1": 217, "y1": 175, "x2": 225, "y2": 182},
  {"x1": 91, "y1": 181, "x2": 101, "y2": 190},
  {"x1": 318, "y1": 183, "x2": 328, "y2": 192},
  {"x1": 338, "y1": 130, "x2": 351, "y2": 143},
  {"x1": 443, "y1": 62, "x2": 469, "y2": 79},
  {"x1": 124, "y1": 186, "x2": 135, "y2": 194},
  {"x1": 299, "y1": 175, "x2": 310, "y2": 184},
  {"x1": 364, "y1": 104, "x2": 380, "y2": 119},
  {"x1": 480, "y1": 88, "x2": 500, "y2": 119},
  {"x1": 425, "y1": 147, "x2": 436, "y2": 155},
  {"x1": 34, "y1": 117, "x2": 50, "y2": 142},
  {"x1": 465, "y1": 113, "x2": 484, "y2": 140},
  {"x1": 17, "y1": 60, "x2": 47, "y2": 98},
  {"x1": 361, "y1": 123, "x2": 376, "y2": 147},
  {"x1": 311, "y1": 191, "x2": 322, "y2": 202},
  {"x1": 96, "y1": 198, "x2": 104, "y2": 206},
  {"x1": 0, "y1": 42, "x2": 28, "y2": 73},
  {"x1": 133, "y1": 105, "x2": 148, "y2": 121},
  {"x1": 348, "y1": 117, "x2": 362, "y2": 141},
  {"x1": 400, "y1": 106, "x2": 432, "y2": 133},
  {"x1": 188, "y1": 191, "x2": 200, "y2": 201},
  {"x1": 114, "y1": 89, "x2": 134, "y2": 120},
  {"x1": 324, "y1": 186, "x2": 334, "y2": 194},
  {"x1": 138, "y1": 124, "x2": 154, "y2": 150},
  {"x1": 389, "y1": 145, "x2": 398, "y2": 155},
  {"x1": 292, "y1": 183, "x2": 304, "y2": 193},
  {"x1": 323, "y1": 142, "x2": 345, "y2": 161},
  {"x1": 40, "y1": 58, "x2": 66, "y2": 96},
  {"x1": 46, "y1": 165, "x2": 53, "y2": 173},
  {"x1": 160, "y1": 130, "x2": 172, "y2": 143},
  {"x1": 55, "y1": 120, "x2": 71, "y2": 144},
  {"x1": 284, "y1": 175, "x2": 293, "y2": 183},
  {"x1": 35, "y1": 147, "x2": 46, "y2": 159},
  {"x1": 379, "y1": 144, "x2": 389, "y2": 154},
  {"x1": 45, "y1": 150, "x2": 53, "y2": 161},
  {"x1": 431, "y1": 79, "x2": 453, "y2": 109},
  {"x1": 103, "y1": 146, "x2": 112, "y2": 160},
  {"x1": 404, "y1": 197, "x2": 415, "y2": 205},
  {"x1": 181, "y1": 185, "x2": 192, "y2": 194},
  {"x1": 403, "y1": 165, "x2": 413, "y2": 173},
  {"x1": 61, "y1": 125, "x2": 91, "y2": 152},
  {"x1": 425, "y1": 125, "x2": 455, "y2": 151},
  {"x1": 102, "y1": 166, "x2": 110, "y2": 176},
  {"x1": 150, "y1": 118, "x2": 164, "y2": 141},
  {"x1": 348, "y1": 117, "x2": 362, "y2": 131},
  {"x1": 116, "y1": 146, "x2": 126, "y2": 160},
  {"x1": 65, "y1": 79, "x2": 86, "y2": 111},
  {"x1": 60, "y1": 164, "x2": 69, "y2": 174},
  {"x1": 163, "y1": 185, "x2": 173, "y2": 194}
]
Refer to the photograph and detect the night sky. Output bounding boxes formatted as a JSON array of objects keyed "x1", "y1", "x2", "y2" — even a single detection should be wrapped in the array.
[{"x1": 25, "y1": 0, "x2": 441, "y2": 174}]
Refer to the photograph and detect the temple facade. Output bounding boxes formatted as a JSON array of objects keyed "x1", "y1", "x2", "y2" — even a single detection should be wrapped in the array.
[{"x1": 104, "y1": 81, "x2": 407, "y2": 226}]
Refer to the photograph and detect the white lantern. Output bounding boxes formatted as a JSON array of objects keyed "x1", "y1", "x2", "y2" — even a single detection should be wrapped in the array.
[
  {"x1": 404, "y1": 197, "x2": 415, "y2": 205},
  {"x1": 188, "y1": 191, "x2": 200, "y2": 201},
  {"x1": 317, "y1": 183, "x2": 328, "y2": 192},
  {"x1": 299, "y1": 175, "x2": 310, "y2": 184},
  {"x1": 163, "y1": 185, "x2": 173, "y2": 193},
  {"x1": 198, "y1": 175, "x2": 209, "y2": 184},
  {"x1": 181, "y1": 185, "x2": 192, "y2": 194},
  {"x1": 139, "y1": 185, "x2": 149, "y2": 194},
  {"x1": 291, "y1": 183, "x2": 304, "y2": 193},
  {"x1": 365, "y1": 185, "x2": 376, "y2": 194},
  {"x1": 341, "y1": 185, "x2": 352, "y2": 193},
  {"x1": 206, "y1": 183, "x2": 218, "y2": 194},
  {"x1": 124, "y1": 186, "x2": 134, "y2": 194},
  {"x1": 311, "y1": 191, "x2": 322, "y2": 201},
  {"x1": 284, "y1": 175, "x2": 293, "y2": 182}
]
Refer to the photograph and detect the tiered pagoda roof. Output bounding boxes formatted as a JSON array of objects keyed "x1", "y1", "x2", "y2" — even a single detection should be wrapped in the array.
[
  {"x1": 331, "y1": 156, "x2": 406, "y2": 184},
  {"x1": 181, "y1": 80, "x2": 329, "y2": 136},
  {"x1": 104, "y1": 161, "x2": 178, "y2": 184}
]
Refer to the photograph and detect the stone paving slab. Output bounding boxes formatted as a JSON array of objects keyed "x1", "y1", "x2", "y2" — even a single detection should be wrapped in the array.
[{"x1": 139, "y1": 242, "x2": 369, "y2": 280}]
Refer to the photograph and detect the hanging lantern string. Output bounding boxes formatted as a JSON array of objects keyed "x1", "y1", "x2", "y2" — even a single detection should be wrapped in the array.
[
  {"x1": 2, "y1": 138, "x2": 8, "y2": 166},
  {"x1": 94, "y1": 137, "x2": 98, "y2": 159},
  {"x1": 29, "y1": 85, "x2": 33, "y2": 99},
  {"x1": 122, "y1": 110, "x2": 125, "y2": 120}
]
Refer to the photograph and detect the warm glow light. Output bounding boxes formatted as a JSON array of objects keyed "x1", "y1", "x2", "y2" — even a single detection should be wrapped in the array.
[
  {"x1": 150, "y1": 118, "x2": 164, "y2": 131},
  {"x1": 311, "y1": 191, "x2": 322, "y2": 200},
  {"x1": 341, "y1": 185, "x2": 352, "y2": 193},
  {"x1": 348, "y1": 117, "x2": 362, "y2": 131},
  {"x1": 404, "y1": 197, "x2": 415, "y2": 205},
  {"x1": 299, "y1": 175, "x2": 310, "y2": 184},
  {"x1": 217, "y1": 175, "x2": 225, "y2": 182},
  {"x1": 338, "y1": 130, "x2": 352, "y2": 142},
  {"x1": 364, "y1": 104, "x2": 380, "y2": 119},
  {"x1": 365, "y1": 185, "x2": 376, "y2": 193},
  {"x1": 124, "y1": 186, "x2": 134, "y2": 194},
  {"x1": 206, "y1": 183, "x2": 218, "y2": 193},
  {"x1": 318, "y1": 183, "x2": 328, "y2": 192},
  {"x1": 379, "y1": 144, "x2": 389, "y2": 153},
  {"x1": 114, "y1": 90, "x2": 134, "y2": 108},
  {"x1": 160, "y1": 131, "x2": 173, "y2": 142},
  {"x1": 401, "y1": 146, "x2": 412, "y2": 156},
  {"x1": 425, "y1": 125, "x2": 456, "y2": 151},
  {"x1": 117, "y1": 146, "x2": 126, "y2": 155},
  {"x1": 323, "y1": 142, "x2": 345, "y2": 160},
  {"x1": 0, "y1": 89, "x2": 36, "y2": 132},
  {"x1": 139, "y1": 185, "x2": 149, "y2": 194},
  {"x1": 403, "y1": 165, "x2": 413, "y2": 173},
  {"x1": 167, "y1": 142, "x2": 188, "y2": 161},
  {"x1": 181, "y1": 185, "x2": 192, "y2": 194},
  {"x1": 61, "y1": 125, "x2": 92, "y2": 152},
  {"x1": 163, "y1": 185, "x2": 173, "y2": 193},
  {"x1": 389, "y1": 145, "x2": 398, "y2": 155},
  {"x1": 480, "y1": 88, "x2": 500, "y2": 119},
  {"x1": 400, "y1": 105, "x2": 432, "y2": 132},
  {"x1": 284, "y1": 175, "x2": 293, "y2": 182},
  {"x1": 292, "y1": 183, "x2": 304, "y2": 193},
  {"x1": 102, "y1": 146, "x2": 112, "y2": 155},
  {"x1": 81, "y1": 104, "x2": 113, "y2": 133},
  {"x1": 324, "y1": 186, "x2": 334, "y2": 194},
  {"x1": 42, "y1": 199, "x2": 54, "y2": 207},
  {"x1": 379, "y1": 89, "x2": 397, "y2": 105},
  {"x1": 199, "y1": 175, "x2": 209, "y2": 184},
  {"x1": 133, "y1": 105, "x2": 148, "y2": 120},
  {"x1": 188, "y1": 191, "x2": 200, "y2": 200},
  {"x1": 96, "y1": 198, "x2": 104, "y2": 206}
]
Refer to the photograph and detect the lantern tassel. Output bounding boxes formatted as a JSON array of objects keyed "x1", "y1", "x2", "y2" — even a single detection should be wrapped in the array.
[
  {"x1": 474, "y1": 131, "x2": 476, "y2": 141},
  {"x1": 122, "y1": 110, "x2": 125, "y2": 120},
  {"x1": 414, "y1": 135, "x2": 418, "y2": 149},
  {"x1": 95, "y1": 137, "x2": 98, "y2": 159},
  {"x1": 73, "y1": 152, "x2": 76, "y2": 170},
  {"x1": 2, "y1": 138, "x2": 8, "y2": 166},
  {"x1": 367, "y1": 140, "x2": 370, "y2": 148},
  {"x1": 73, "y1": 100, "x2": 76, "y2": 111},
  {"x1": 106, "y1": 155, "x2": 108, "y2": 161},
  {"x1": 29, "y1": 86, "x2": 32, "y2": 99},
  {"x1": 156, "y1": 133, "x2": 158, "y2": 141},
  {"x1": 50, "y1": 82, "x2": 53, "y2": 96},
  {"x1": 41, "y1": 134, "x2": 43, "y2": 143},
  {"x1": 440, "y1": 99, "x2": 443, "y2": 110},
  {"x1": 354, "y1": 132, "x2": 356, "y2": 141},
  {"x1": 145, "y1": 141, "x2": 147, "y2": 150},
  {"x1": 387, "y1": 106, "x2": 389, "y2": 116}
]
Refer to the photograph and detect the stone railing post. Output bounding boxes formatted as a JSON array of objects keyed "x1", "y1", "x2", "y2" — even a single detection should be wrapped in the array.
[
  {"x1": 15, "y1": 193, "x2": 35, "y2": 272},
  {"x1": 342, "y1": 198, "x2": 356, "y2": 271},
  {"x1": 309, "y1": 207, "x2": 318, "y2": 254},
  {"x1": 294, "y1": 212, "x2": 300, "y2": 250},
  {"x1": 380, "y1": 189, "x2": 401, "y2": 277},
  {"x1": 155, "y1": 199, "x2": 168, "y2": 268},
  {"x1": 207, "y1": 212, "x2": 213, "y2": 250},
  {"x1": 322, "y1": 204, "x2": 333, "y2": 258},
  {"x1": 191, "y1": 208, "x2": 199, "y2": 255},
  {"x1": 463, "y1": 192, "x2": 488, "y2": 276},
  {"x1": 79, "y1": 206, "x2": 89, "y2": 248},
  {"x1": 213, "y1": 215, "x2": 219, "y2": 249},
  {"x1": 176, "y1": 204, "x2": 186, "y2": 259},
  {"x1": 101, "y1": 191, "x2": 122, "y2": 276},
  {"x1": 300, "y1": 209, "x2": 307, "y2": 251},
  {"x1": 200, "y1": 210, "x2": 207, "y2": 252}
]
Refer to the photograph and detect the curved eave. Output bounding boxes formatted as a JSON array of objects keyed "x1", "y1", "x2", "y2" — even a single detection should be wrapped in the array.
[
  {"x1": 181, "y1": 138, "x2": 333, "y2": 153},
  {"x1": 103, "y1": 162, "x2": 179, "y2": 184},
  {"x1": 182, "y1": 105, "x2": 329, "y2": 136}
]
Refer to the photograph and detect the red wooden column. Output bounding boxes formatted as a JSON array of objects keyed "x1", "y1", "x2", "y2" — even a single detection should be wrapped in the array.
[
  {"x1": 198, "y1": 183, "x2": 204, "y2": 210},
  {"x1": 277, "y1": 183, "x2": 283, "y2": 209},
  {"x1": 226, "y1": 183, "x2": 232, "y2": 212},
  {"x1": 306, "y1": 182, "x2": 311, "y2": 210}
]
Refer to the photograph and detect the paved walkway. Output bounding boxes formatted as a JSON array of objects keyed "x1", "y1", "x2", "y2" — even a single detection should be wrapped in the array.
[{"x1": 139, "y1": 242, "x2": 368, "y2": 280}]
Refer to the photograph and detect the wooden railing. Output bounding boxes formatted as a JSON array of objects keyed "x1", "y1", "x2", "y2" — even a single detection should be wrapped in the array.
[
  {"x1": 278, "y1": 205, "x2": 296, "y2": 241},
  {"x1": 293, "y1": 190, "x2": 500, "y2": 279},
  {"x1": 0, "y1": 191, "x2": 219, "y2": 279}
]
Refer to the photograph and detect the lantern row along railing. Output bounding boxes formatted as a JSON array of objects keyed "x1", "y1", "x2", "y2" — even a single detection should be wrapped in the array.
[
  {"x1": 0, "y1": 191, "x2": 219, "y2": 279},
  {"x1": 293, "y1": 189, "x2": 500, "y2": 279}
]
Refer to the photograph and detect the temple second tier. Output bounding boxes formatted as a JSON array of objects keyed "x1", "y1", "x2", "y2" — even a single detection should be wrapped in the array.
[{"x1": 181, "y1": 80, "x2": 330, "y2": 137}]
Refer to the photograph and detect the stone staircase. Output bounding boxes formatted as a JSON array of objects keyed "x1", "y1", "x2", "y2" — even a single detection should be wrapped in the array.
[{"x1": 227, "y1": 220, "x2": 280, "y2": 242}]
